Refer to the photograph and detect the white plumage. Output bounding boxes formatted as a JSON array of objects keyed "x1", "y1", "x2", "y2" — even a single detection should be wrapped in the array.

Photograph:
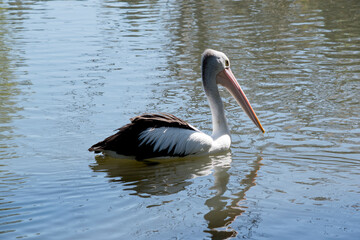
[{"x1": 138, "y1": 127, "x2": 213, "y2": 156}]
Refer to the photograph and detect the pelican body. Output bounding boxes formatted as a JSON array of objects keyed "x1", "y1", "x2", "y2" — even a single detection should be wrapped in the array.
[{"x1": 89, "y1": 49, "x2": 264, "y2": 160}]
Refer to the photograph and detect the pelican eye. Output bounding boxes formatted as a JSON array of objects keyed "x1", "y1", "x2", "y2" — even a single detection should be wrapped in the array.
[{"x1": 225, "y1": 60, "x2": 230, "y2": 67}]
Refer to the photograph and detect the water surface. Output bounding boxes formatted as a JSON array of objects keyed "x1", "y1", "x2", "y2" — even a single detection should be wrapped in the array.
[{"x1": 0, "y1": 0, "x2": 359, "y2": 239}]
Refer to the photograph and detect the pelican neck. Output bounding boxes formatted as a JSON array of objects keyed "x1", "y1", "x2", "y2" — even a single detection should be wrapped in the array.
[{"x1": 202, "y1": 70, "x2": 231, "y2": 139}]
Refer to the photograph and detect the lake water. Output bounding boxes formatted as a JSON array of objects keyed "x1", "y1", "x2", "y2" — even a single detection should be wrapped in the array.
[{"x1": 1, "y1": 0, "x2": 359, "y2": 239}]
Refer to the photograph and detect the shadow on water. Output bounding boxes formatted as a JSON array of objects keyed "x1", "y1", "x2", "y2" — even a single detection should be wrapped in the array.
[
  {"x1": 90, "y1": 153, "x2": 263, "y2": 239},
  {"x1": 90, "y1": 153, "x2": 232, "y2": 197},
  {"x1": 204, "y1": 156, "x2": 263, "y2": 239}
]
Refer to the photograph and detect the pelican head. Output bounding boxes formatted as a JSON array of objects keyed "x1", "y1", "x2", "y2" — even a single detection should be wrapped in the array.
[{"x1": 201, "y1": 49, "x2": 265, "y2": 133}]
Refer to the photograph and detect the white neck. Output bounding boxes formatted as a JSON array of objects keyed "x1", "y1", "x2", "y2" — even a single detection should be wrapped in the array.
[{"x1": 203, "y1": 71, "x2": 231, "y2": 140}]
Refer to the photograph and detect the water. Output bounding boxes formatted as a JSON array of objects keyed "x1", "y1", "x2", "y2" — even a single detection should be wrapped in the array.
[{"x1": 1, "y1": 0, "x2": 359, "y2": 239}]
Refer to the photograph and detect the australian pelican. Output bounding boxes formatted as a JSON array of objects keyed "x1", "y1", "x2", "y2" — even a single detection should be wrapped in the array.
[{"x1": 89, "y1": 49, "x2": 265, "y2": 160}]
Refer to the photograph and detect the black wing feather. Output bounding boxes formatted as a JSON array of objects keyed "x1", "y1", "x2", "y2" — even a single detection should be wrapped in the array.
[{"x1": 88, "y1": 113, "x2": 197, "y2": 160}]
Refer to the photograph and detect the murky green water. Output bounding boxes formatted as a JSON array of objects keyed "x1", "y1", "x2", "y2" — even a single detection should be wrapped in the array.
[{"x1": 1, "y1": 0, "x2": 359, "y2": 239}]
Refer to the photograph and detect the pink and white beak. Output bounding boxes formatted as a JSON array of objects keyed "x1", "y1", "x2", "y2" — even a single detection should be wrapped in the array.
[{"x1": 216, "y1": 68, "x2": 265, "y2": 133}]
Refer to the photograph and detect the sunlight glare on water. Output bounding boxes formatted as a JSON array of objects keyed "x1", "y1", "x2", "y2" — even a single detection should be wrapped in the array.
[{"x1": 0, "y1": 0, "x2": 359, "y2": 239}]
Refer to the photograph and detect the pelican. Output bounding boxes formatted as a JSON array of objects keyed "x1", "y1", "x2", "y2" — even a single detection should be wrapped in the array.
[{"x1": 89, "y1": 49, "x2": 265, "y2": 160}]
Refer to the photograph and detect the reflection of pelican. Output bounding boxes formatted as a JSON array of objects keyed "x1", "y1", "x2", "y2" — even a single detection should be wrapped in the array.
[
  {"x1": 89, "y1": 49, "x2": 264, "y2": 160},
  {"x1": 90, "y1": 153, "x2": 232, "y2": 197},
  {"x1": 204, "y1": 156, "x2": 263, "y2": 238}
]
